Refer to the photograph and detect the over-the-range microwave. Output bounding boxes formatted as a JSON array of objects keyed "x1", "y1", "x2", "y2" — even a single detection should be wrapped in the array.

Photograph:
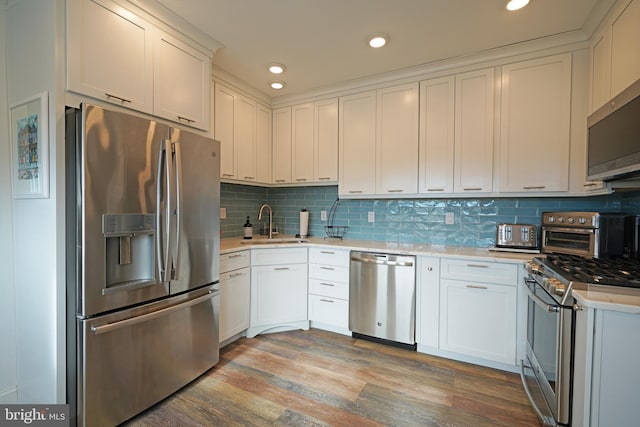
[{"x1": 587, "y1": 78, "x2": 640, "y2": 182}]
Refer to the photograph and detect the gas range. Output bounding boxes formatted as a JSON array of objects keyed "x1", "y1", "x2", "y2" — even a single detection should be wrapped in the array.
[{"x1": 526, "y1": 253, "x2": 640, "y2": 305}]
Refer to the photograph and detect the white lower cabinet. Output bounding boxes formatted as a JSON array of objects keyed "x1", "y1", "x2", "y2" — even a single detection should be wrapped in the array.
[
  {"x1": 574, "y1": 306, "x2": 640, "y2": 427},
  {"x1": 435, "y1": 259, "x2": 518, "y2": 367},
  {"x1": 308, "y1": 247, "x2": 350, "y2": 335},
  {"x1": 219, "y1": 251, "x2": 251, "y2": 344},
  {"x1": 247, "y1": 248, "x2": 309, "y2": 337},
  {"x1": 416, "y1": 256, "x2": 440, "y2": 348}
]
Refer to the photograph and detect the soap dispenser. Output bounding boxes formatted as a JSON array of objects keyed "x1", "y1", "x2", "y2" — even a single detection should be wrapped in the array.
[{"x1": 243, "y1": 216, "x2": 253, "y2": 239}]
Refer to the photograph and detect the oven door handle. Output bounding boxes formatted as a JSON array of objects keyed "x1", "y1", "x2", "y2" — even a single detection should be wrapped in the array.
[{"x1": 524, "y1": 279, "x2": 560, "y2": 313}]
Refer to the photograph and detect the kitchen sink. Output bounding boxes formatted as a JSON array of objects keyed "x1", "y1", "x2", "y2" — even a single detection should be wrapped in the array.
[{"x1": 240, "y1": 238, "x2": 309, "y2": 245}]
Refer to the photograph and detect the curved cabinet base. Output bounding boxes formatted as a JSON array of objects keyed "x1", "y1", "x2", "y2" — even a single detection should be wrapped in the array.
[{"x1": 246, "y1": 320, "x2": 310, "y2": 338}]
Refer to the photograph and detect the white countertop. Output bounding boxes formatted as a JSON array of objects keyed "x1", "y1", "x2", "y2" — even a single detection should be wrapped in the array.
[
  {"x1": 221, "y1": 235, "x2": 534, "y2": 264},
  {"x1": 573, "y1": 289, "x2": 640, "y2": 313}
]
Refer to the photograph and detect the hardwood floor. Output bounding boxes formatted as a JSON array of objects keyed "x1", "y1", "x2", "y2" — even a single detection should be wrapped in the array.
[{"x1": 125, "y1": 329, "x2": 540, "y2": 426}]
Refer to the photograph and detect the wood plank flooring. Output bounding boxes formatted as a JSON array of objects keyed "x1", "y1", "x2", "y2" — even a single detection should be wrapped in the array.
[{"x1": 124, "y1": 329, "x2": 540, "y2": 426}]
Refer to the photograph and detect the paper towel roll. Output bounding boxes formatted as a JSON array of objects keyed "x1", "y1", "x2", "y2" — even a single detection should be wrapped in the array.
[{"x1": 299, "y1": 209, "x2": 309, "y2": 237}]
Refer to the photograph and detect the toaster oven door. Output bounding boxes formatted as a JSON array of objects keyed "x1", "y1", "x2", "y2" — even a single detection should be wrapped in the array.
[{"x1": 542, "y1": 226, "x2": 596, "y2": 257}]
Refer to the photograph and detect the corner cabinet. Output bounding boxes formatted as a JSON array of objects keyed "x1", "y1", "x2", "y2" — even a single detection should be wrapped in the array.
[
  {"x1": 67, "y1": 0, "x2": 212, "y2": 130},
  {"x1": 272, "y1": 107, "x2": 293, "y2": 184},
  {"x1": 498, "y1": 54, "x2": 572, "y2": 193},
  {"x1": 247, "y1": 248, "x2": 309, "y2": 337},
  {"x1": 339, "y1": 83, "x2": 419, "y2": 197},
  {"x1": 214, "y1": 83, "x2": 271, "y2": 183}
]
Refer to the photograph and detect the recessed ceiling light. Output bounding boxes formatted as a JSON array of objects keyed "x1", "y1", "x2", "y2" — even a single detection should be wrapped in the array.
[
  {"x1": 270, "y1": 81, "x2": 286, "y2": 90},
  {"x1": 506, "y1": 0, "x2": 529, "y2": 11},
  {"x1": 268, "y1": 63, "x2": 286, "y2": 74},
  {"x1": 368, "y1": 33, "x2": 389, "y2": 48}
]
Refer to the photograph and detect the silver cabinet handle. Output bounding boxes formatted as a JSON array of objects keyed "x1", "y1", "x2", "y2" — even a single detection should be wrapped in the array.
[
  {"x1": 295, "y1": 178, "x2": 308, "y2": 182},
  {"x1": 274, "y1": 267, "x2": 290, "y2": 271},
  {"x1": 177, "y1": 115, "x2": 195, "y2": 124},
  {"x1": 105, "y1": 93, "x2": 132, "y2": 104},
  {"x1": 387, "y1": 189, "x2": 403, "y2": 193},
  {"x1": 463, "y1": 187, "x2": 482, "y2": 191},
  {"x1": 426, "y1": 188, "x2": 445, "y2": 192},
  {"x1": 229, "y1": 272, "x2": 246, "y2": 278},
  {"x1": 320, "y1": 251, "x2": 335, "y2": 255},
  {"x1": 320, "y1": 282, "x2": 335, "y2": 287},
  {"x1": 466, "y1": 284, "x2": 488, "y2": 290},
  {"x1": 466, "y1": 264, "x2": 489, "y2": 268},
  {"x1": 320, "y1": 266, "x2": 335, "y2": 271},
  {"x1": 320, "y1": 299, "x2": 334, "y2": 303},
  {"x1": 318, "y1": 177, "x2": 332, "y2": 180},
  {"x1": 244, "y1": 176, "x2": 255, "y2": 180},
  {"x1": 91, "y1": 291, "x2": 217, "y2": 335},
  {"x1": 348, "y1": 190, "x2": 363, "y2": 194},
  {"x1": 227, "y1": 254, "x2": 244, "y2": 259},
  {"x1": 523, "y1": 186, "x2": 545, "y2": 190}
]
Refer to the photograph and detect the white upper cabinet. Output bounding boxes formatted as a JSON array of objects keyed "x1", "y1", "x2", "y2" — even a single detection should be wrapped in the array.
[
  {"x1": 214, "y1": 83, "x2": 270, "y2": 183},
  {"x1": 610, "y1": 0, "x2": 640, "y2": 98},
  {"x1": 498, "y1": 54, "x2": 572, "y2": 193},
  {"x1": 339, "y1": 84, "x2": 418, "y2": 197},
  {"x1": 339, "y1": 91, "x2": 377, "y2": 196},
  {"x1": 214, "y1": 84, "x2": 236, "y2": 179},
  {"x1": 235, "y1": 95, "x2": 258, "y2": 182},
  {"x1": 67, "y1": 0, "x2": 212, "y2": 130},
  {"x1": 67, "y1": 0, "x2": 154, "y2": 113},
  {"x1": 153, "y1": 30, "x2": 210, "y2": 130},
  {"x1": 376, "y1": 83, "x2": 419, "y2": 195},
  {"x1": 454, "y1": 68, "x2": 495, "y2": 194},
  {"x1": 589, "y1": 0, "x2": 640, "y2": 113},
  {"x1": 419, "y1": 76, "x2": 455, "y2": 194},
  {"x1": 256, "y1": 105, "x2": 273, "y2": 184},
  {"x1": 272, "y1": 107, "x2": 292, "y2": 184},
  {"x1": 291, "y1": 103, "x2": 315, "y2": 183},
  {"x1": 314, "y1": 99, "x2": 339, "y2": 183}
]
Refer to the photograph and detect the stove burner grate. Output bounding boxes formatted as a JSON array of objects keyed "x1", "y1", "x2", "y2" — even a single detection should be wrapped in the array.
[{"x1": 545, "y1": 253, "x2": 640, "y2": 288}]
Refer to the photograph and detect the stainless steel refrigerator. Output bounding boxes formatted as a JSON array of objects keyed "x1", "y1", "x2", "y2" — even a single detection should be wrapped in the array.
[{"x1": 65, "y1": 104, "x2": 221, "y2": 427}]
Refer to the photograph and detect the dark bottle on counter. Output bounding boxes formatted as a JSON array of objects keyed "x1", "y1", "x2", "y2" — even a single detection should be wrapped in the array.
[{"x1": 243, "y1": 216, "x2": 253, "y2": 239}]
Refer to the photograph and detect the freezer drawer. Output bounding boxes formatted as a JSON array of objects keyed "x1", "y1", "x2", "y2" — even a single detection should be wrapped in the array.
[{"x1": 77, "y1": 286, "x2": 219, "y2": 427}]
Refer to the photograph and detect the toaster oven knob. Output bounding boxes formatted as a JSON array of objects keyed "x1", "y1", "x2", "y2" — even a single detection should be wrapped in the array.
[
  {"x1": 579, "y1": 217, "x2": 587, "y2": 224},
  {"x1": 567, "y1": 217, "x2": 575, "y2": 224},
  {"x1": 557, "y1": 217, "x2": 564, "y2": 223}
]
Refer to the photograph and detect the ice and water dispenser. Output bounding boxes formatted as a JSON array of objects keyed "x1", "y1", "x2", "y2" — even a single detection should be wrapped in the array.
[{"x1": 103, "y1": 213, "x2": 156, "y2": 293}]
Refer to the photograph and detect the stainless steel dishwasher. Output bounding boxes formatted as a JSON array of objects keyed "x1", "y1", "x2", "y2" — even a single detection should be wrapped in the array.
[{"x1": 349, "y1": 251, "x2": 416, "y2": 348}]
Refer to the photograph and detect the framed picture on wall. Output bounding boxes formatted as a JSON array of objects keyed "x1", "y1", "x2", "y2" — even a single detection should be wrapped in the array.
[{"x1": 9, "y1": 91, "x2": 49, "y2": 199}]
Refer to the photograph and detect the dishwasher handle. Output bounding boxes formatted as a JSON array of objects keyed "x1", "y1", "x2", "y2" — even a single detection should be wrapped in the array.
[{"x1": 350, "y1": 254, "x2": 414, "y2": 267}]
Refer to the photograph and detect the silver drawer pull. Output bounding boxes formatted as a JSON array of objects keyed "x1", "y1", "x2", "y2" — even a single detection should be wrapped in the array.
[
  {"x1": 228, "y1": 254, "x2": 244, "y2": 259},
  {"x1": 244, "y1": 176, "x2": 255, "y2": 180},
  {"x1": 466, "y1": 264, "x2": 489, "y2": 268},
  {"x1": 177, "y1": 115, "x2": 196, "y2": 124},
  {"x1": 320, "y1": 266, "x2": 335, "y2": 271},
  {"x1": 318, "y1": 177, "x2": 332, "y2": 180},
  {"x1": 320, "y1": 282, "x2": 335, "y2": 287},
  {"x1": 320, "y1": 251, "x2": 335, "y2": 255},
  {"x1": 229, "y1": 272, "x2": 245, "y2": 278},
  {"x1": 348, "y1": 190, "x2": 363, "y2": 194},
  {"x1": 523, "y1": 186, "x2": 545, "y2": 190},
  {"x1": 105, "y1": 93, "x2": 132, "y2": 104},
  {"x1": 466, "y1": 284, "x2": 488, "y2": 290},
  {"x1": 426, "y1": 188, "x2": 445, "y2": 192},
  {"x1": 387, "y1": 189, "x2": 403, "y2": 193},
  {"x1": 295, "y1": 178, "x2": 308, "y2": 182},
  {"x1": 274, "y1": 267, "x2": 290, "y2": 271},
  {"x1": 320, "y1": 299, "x2": 334, "y2": 303},
  {"x1": 463, "y1": 187, "x2": 482, "y2": 191}
]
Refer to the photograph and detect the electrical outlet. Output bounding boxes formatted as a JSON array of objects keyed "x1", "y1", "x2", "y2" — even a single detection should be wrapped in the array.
[
  {"x1": 445, "y1": 212, "x2": 454, "y2": 225},
  {"x1": 321, "y1": 210, "x2": 327, "y2": 221},
  {"x1": 368, "y1": 211, "x2": 375, "y2": 223},
  {"x1": 220, "y1": 207, "x2": 227, "y2": 219}
]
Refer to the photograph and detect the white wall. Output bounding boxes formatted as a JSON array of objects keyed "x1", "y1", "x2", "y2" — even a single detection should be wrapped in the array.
[
  {"x1": 0, "y1": 2, "x2": 18, "y2": 405},
  {"x1": 5, "y1": 0, "x2": 66, "y2": 403}
]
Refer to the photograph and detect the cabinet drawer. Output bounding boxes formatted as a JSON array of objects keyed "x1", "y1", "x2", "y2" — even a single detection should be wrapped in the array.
[
  {"x1": 251, "y1": 247, "x2": 308, "y2": 266},
  {"x1": 308, "y1": 263, "x2": 349, "y2": 283},
  {"x1": 440, "y1": 258, "x2": 518, "y2": 286},
  {"x1": 220, "y1": 251, "x2": 250, "y2": 273},
  {"x1": 308, "y1": 294, "x2": 349, "y2": 328},
  {"x1": 309, "y1": 278, "x2": 349, "y2": 300},
  {"x1": 220, "y1": 267, "x2": 250, "y2": 283},
  {"x1": 308, "y1": 247, "x2": 350, "y2": 267}
]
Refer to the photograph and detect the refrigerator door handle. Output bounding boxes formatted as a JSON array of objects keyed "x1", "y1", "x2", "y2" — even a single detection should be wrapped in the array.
[
  {"x1": 172, "y1": 141, "x2": 183, "y2": 281},
  {"x1": 90, "y1": 290, "x2": 217, "y2": 335},
  {"x1": 156, "y1": 139, "x2": 172, "y2": 283}
]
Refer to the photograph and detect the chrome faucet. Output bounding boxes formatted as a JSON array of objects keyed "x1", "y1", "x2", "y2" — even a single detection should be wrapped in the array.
[{"x1": 258, "y1": 204, "x2": 273, "y2": 239}]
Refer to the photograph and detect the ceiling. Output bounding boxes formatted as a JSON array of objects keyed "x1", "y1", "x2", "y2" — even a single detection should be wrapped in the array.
[{"x1": 152, "y1": 0, "x2": 611, "y2": 101}]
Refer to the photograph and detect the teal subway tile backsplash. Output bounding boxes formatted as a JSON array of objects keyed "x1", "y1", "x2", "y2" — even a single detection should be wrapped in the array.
[{"x1": 220, "y1": 184, "x2": 640, "y2": 247}]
